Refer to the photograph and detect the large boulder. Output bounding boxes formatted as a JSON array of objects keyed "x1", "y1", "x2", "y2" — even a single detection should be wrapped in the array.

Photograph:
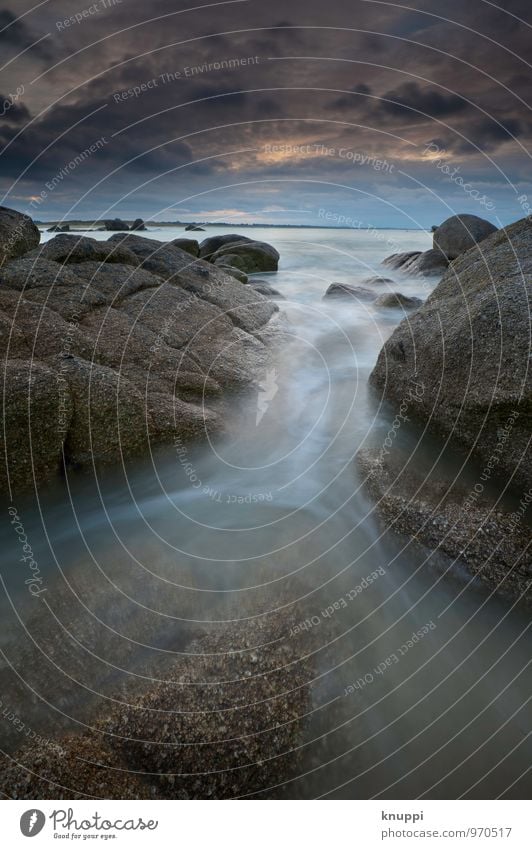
[
  {"x1": 199, "y1": 233, "x2": 254, "y2": 259},
  {"x1": 249, "y1": 281, "x2": 285, "y2": 299},
  {"x1": 369, "y1": 216, "x2": 532, "y2": 490},
  {"x1": 0, "y1": 206, "x2": 40, "y2": 266},
  {"x1": 433, "y1": 214, "x2": 497, "y2": 259},
  {"x1": 210, "y1": 240, "x2": 280, "y2": 272},
  {"x1": 0, "y1": 209, "x2": 279, "y2": 492},
  {"x1": 27, "y1": 234, "x2": 140, "y2": 266},
  {"x1": 130, "y1": 218, "x2": 146, "y2": 231}
]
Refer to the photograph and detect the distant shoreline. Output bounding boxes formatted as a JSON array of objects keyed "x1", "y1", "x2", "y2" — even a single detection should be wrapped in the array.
[{"x1": 38, "y1": 221, "x2": 427, "y2": 232}]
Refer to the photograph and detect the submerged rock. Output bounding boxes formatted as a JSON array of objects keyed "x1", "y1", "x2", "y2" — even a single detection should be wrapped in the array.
[
  {"x1": 199, "y1": 233, "x2": 254, "y2": 258},
  {"x1": 213, "y1": 258, "x2": 249, "y2": 283}
]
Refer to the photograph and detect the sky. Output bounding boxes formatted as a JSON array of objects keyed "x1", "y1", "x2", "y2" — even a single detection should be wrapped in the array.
[{"x1": 1, "y1": 0, "x2": 531, "y2": 228}]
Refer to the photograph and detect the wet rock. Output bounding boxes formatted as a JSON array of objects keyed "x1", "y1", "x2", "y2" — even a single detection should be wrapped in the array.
[
  {"x1": 213, "y1": 258, "x2": 249, "y2": 284},
  {"x1": 249, "y1": 281, "x2": 285, "y2": 299},
  {"x1": 103, "y1": 217, "x2": 130, "y2": 231},
  {"x1": 171, "y1": 238, "x2": 199, "y2": 256},
  {"x1": 370, "y1": 215, "x2": 532, "y2": 490},
  {"x1": 374, "y1": 292, "x2": 422, "y2": 309},
  {"x1": 47, "y1": 224, "x2": 70, "y2": 232},
  {"x1": 27, "y1": 233, "x2": 140, "y2": 266},
  {"x1": 130, "y1": 217, "x2": 146, "y2": 231},
  {"x1": 2, "y1": 359, "x2": 73, "y2": 489},
  {"x1": 433, "y1": 214, "x2": 497, "y2": 259},
  {"x1": 0, "y1": 735, "x2": 155, "y2": 800},
  {"x1": 0, "y1": 206, "x2": 40, "y2": 267},
  {"x1": 357, "y1": 448, "x2": 531, "y2": 603},
  {"x1": 0, "y1": 209, "x2": 280, "y2": 492},
  {"x1": 185, "y1": 223, "x2": 205, "y2": 231},
  {"x1": 400, "y1": 248, "x2": 449, "y2": 277},
  {"x1": 359, "y1": 276, "x2": 394, "y2": 285},
  {"x1": 382, "y1": 251, "x2": 421, "y2": 270},
  {"x1": 323, "y1": 282, "x2": 377, "y2": 301},
  {"x1": 210, "y1": 240, "x2": 280, "y2": 273},
  {"x1": 199, "y1": 233, "x2": 254, "y2": 259}
]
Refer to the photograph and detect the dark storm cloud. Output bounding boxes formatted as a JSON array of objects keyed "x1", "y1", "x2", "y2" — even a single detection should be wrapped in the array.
[
  {"x1": 1, "y1": 0, "x2": 531, "y2": 223},
  {"x1": 0, "y1": 9, "x2": 53, "y2": 61},
  {"x1": 378, "y1": 82, "x2": 468, "y2": 122},
  {"x1": 328, "y1": 83, "x2": 372, "y2": 111}
]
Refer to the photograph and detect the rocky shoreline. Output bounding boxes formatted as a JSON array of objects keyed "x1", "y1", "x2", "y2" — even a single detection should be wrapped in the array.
[
  {"x1": 360, "y1": 212, "x2": 532, "y2": 605},
  {"x1": 0, "y1": 207, "x2": 282, "y2": 494}
]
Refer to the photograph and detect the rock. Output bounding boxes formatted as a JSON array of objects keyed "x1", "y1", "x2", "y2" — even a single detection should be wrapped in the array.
[
  {"x1": 47, "y1": 224, "x2": 70, "y2": 232},
  {"x1": 249, "y1": 281, "x2": 285, "y2": 299},
  {"x1": 212, "y1": 259, "x2": 249, "y2": 284},
  {"x1": 382, "y1": 251, "x2": 421, "y2": 270},
  {"x1": 210, "y1": 240, "x2": 280, "y2": 272},
  {"x1": 199, "y1": 233, "x2": 254, "y2": 259},
  {"x1": 0, "y1": 611, "x2": 314, "y2": 799},
  {"x1": 401, "y1": 248, "x2": 449, "y2": 277},
  {"x1": 26, "y1": 234, "x2": 140, "y2": 267},
  {"x1": 171, "y1": 238, "x2": 199, "y2": 256},
  {"x1": 323, "y1": 282, "x2": 376, "y2": 301},
  {"x1": 0, "y1": 208, "x2": 279, "y2": 492},
  {"x1": 0, "y1": 206, "x2": 40, "y2": 266},
  {"x1": 374, "y1": 292, "x2": 422, "y2": 309},
  {"x1": 106, "y1": 233, "x2": 277, "y2": 334},
  {"x1": 369, "y1": 215, "x2": 532, "y2": 491},
  {"x1": 433, "y1": 214, "x2": 497, "y2": 259},
  {"x1": 2, "y1": 359, "x2": 73, "y2": 489},
  {"x1": 130, "y1": 218, "x2": 146, "y2": 231},
  {"x1": 103, "y1": 217, "x2": 130, "y2": 231},
  {"x1": 357, "y1": 447, "x2": 531, "y2": 604},
  {"x1": 185, "y1": 223, "x2": 205, "y2": 231},
  {"x1": 0, "y1": 735, "x2": 154, "y2": 800},
  {"x1": 97, "y1": 614, "x2": 313, "y2": 798},
  {"x1": 213, "y1": 252, "x2": 248, "y2": 272},
  {"x1": 359, "y1": 276, "x2": 394, "y2": 285}
]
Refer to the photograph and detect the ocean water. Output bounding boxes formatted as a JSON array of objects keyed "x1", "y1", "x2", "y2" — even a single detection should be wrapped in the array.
[{"x1": 1, "y1": 226, "x2": 530, "y2": 799}]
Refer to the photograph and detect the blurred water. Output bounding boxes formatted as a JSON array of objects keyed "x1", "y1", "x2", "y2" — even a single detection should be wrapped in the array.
[{"x1": 1, "y1": 226, "x2": 530, "y2": 799}]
